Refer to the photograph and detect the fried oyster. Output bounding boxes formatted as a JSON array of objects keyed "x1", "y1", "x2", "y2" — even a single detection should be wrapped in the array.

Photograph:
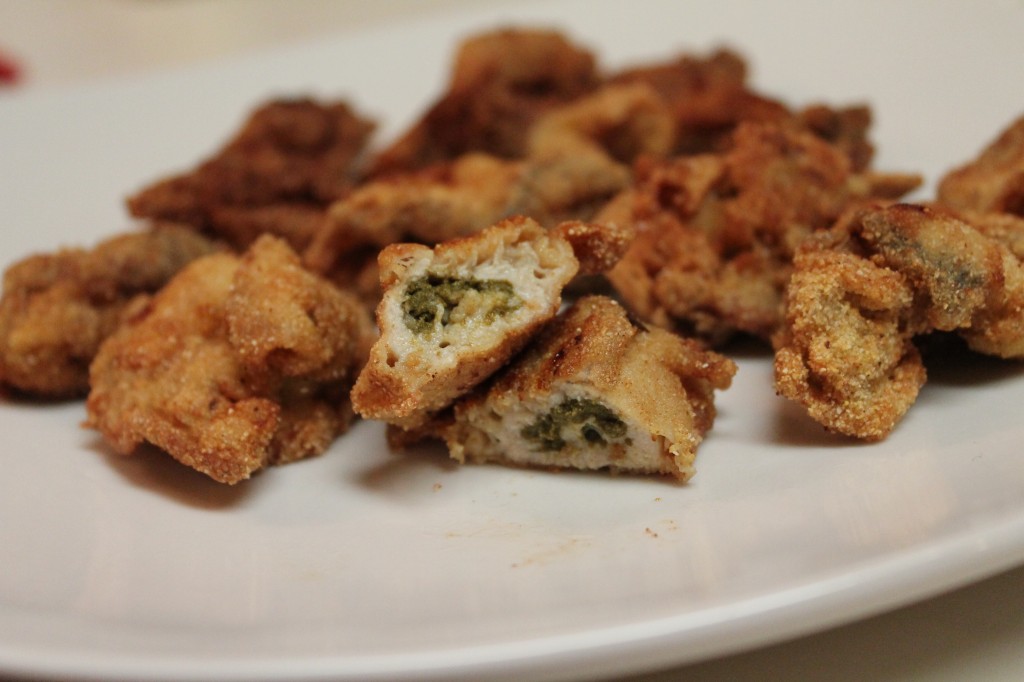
[
  {"x1": 608, "y1": 46, "x2": 876, "y2": 169},
  {"x1": 606, "y1": 120, "x2": 921, "y2": 343},
  {"x1": 304, "y1": 82, "x2": 671, "y2": 278},
  {"x1": 127, "y1": 97, "x2": 376, "y2": 252},
  {"x1": 367, "y1": 27, "x2": 599, "y2": 176},
  {"x1": 773, "y1": 203, "x2": 1024, "y2": 440},
  {"x1": 85, "y1": 235, "x2": 375, "y2": 484},
  {"x1": 0, "y1": 224, "x2": 220, "y2": 398},
  {"x1": 444, "y1": 295, "x2": 736, "y2": 481},
  {"x1": 351, "y1": 216, "x2": 632, "y2": 431}
]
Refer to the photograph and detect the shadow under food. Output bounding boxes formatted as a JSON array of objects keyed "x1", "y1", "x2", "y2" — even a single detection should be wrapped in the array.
[
  {"x1": 85, "y1": 435, "x2": 257, "y2": 509},
  {"x1": 920, "y1": 332, "x2": 1024, "y2": 387},
  {"x1": 351, "y1": 438, "x2": 459, "y2": 498}
]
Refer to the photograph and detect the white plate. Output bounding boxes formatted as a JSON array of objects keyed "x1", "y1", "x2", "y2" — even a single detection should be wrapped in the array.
[{"x1": 2, "y1": 1, "x2": 1024, "y2": 680}]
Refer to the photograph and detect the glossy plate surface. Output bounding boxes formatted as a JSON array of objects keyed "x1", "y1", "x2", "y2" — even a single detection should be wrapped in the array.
[{"x1": 1, "y1": 1, "x2": 1023, "y2": 680}]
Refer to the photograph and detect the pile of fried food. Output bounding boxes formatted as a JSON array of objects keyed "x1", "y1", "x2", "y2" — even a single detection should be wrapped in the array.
[{"x1": 2, "y1": 28, "x2": 1023, "y2": 484}]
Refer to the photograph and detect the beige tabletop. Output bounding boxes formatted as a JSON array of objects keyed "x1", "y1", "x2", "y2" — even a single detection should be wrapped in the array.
[{"x1": 1, "y1": 1, "x2": 1023, "y2": 680}]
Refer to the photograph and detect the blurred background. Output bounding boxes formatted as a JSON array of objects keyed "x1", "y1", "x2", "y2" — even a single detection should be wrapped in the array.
[{"x1": 1, "y1": 0, "x2": 507, "y2": 90}]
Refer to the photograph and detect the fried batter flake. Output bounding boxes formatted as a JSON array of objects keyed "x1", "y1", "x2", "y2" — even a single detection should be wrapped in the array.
[
  {"x1": 85, "y1": 235, "x2": 374, "y2": 484},
  {"x1": 302, "y1": 149, "x2": 629, "y2": 280},
  {"x1": 608, "y1": 47, "x2": 782, "y2": 155},
  {"x1": 524, "y1": 82, "x2": 675, "y2": 163}
]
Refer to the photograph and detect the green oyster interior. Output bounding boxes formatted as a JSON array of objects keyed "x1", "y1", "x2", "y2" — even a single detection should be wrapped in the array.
[
  {"x1": 402, "y1": 275, "x2": 521, "y2": 335},
  {"x1": 521, "y1": 397, "x2": 629, "y2": 451}
]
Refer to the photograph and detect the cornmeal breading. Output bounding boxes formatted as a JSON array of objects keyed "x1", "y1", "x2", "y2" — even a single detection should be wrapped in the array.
[
  {"x1": 931, "y1": 211, "x2": 1024, "y2": 359},
  {"x1": 85, "y1": 236, "x2": 374, "y2": 484},
  {"x1": 10, "y1": 23, "x2": 1023, "y2": 484},
  {"x1": 932, "y1": 114, "x2": 1024, "y2": 358},
  {"x1": 0, "y1": 224, "x2": 220, "y2": 398},
  {"x1": 956, "y1": 210, "x2": 1024, "y2": 260},
  {"x1": 774, "y1": 203, "x2": 1024, "y2": 440},
  {"x1": 304, "y1": 149, "x2": 632, "y2": 279},
  {"x1": 443, "y1": 295, "x2": 736, "y2": 480},
  {"x1": 207, "y1": 203, "x2": 327, "y2": 254},
  {"x1": 351, "y1": 216, "x2": 634, "y2": 429},
  {"x1": 773, "y1": 230, "x2": 924, "y2": 441}
]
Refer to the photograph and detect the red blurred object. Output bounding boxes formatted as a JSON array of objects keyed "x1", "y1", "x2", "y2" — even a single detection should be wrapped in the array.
[{"x1": 0, "y1": 50, "x2": 23, "y2": 85}]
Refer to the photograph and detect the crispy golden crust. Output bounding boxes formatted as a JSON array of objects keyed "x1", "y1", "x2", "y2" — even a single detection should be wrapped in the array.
[
  {"x1": 957, "y1": 210, "x2": 1024, "y2": 259},
  {"x1": 0, "y1": 224, "x2": 220, "y2": 398},
  {"x1": 304, "y1": 154, "x2": 525, "y2": 273},
  {"x1": 798, "y1": 104, "x2": 875, "y2": 173},
  {"x1": 506, "y1": 151, "x2": 631, "y2": 226},
  {"x1": 550, "y1": 219, "x2": 635, "y2": 275},
  {"x1": 444, "y1": 295, "x2": 736, "y2": 480},
  {"x1": 608, "y1": 47, "x2": 787, "y2": 156},
  {"x1": 859, "y1": 205, "x2": 1004, "y2": 332},
  {"x1": 608, "y1": 47, "x2": 876, "y2": 169},
  {"x1": 206, "y1": 203, "x2": 327, "y2": 253},
  {"x1": 16, "y1": 26, "x2": 1024, "y2": 482},
  {"x1": 773, "y1": 203, "x2": 1024, "y2": 440},
  {"x1": 938, "y1": 115, "x2": 1024, "y2": 216},
  {"x1": 608, "y1": 47, "x2": 748, "y2": 111},
  {"x1": 367, "y1": 28, "x2": 599, "y2": 176},
  {"x1": 931, "y1": 115, "x2": 1024, "y2": 357},
  {"x1": 351, "y1": 216, "x2": 580, "y2": 429},
  {"x1": 85, "y1": 236, "x2": 374, "y2": 484},
  {"x1": 305, "y1": 82, "x2": 671, "y2": 278},
  {"x1": 305, "y1": 148, "x2": 633, "y2": 278},
  {"x1": 127, "y1": 98, "x2": 375, "y2": 251},
  {"x1": 525, "y1": 82, "x2": 675, "y2": 163},
  {"x1": 901, "y1": 208, "x2": 1024, "y2": 359},
  {"x1": 773, "y1": 242, "x2": 924, "y2": 441},
  {"x1": 606, "y1": 121, "x2": 921, "y2": 343}
]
